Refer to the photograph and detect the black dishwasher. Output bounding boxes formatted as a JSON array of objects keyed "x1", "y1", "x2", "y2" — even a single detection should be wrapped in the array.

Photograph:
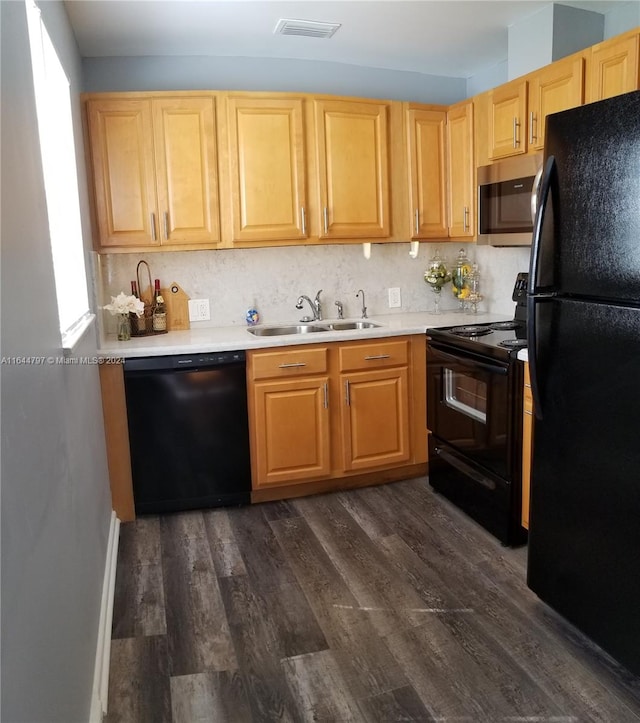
[{"x1": 123, "y1": 351, "x2": 251, "y2": 514}]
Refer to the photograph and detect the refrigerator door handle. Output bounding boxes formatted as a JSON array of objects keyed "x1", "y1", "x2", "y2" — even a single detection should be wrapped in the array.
[
  {"x1": 527, "y1": 155, "x2": 556, "y2": 419},
  {"x1": 528, "y1": 155, "x2": 555, "y2": 295},
  {"x1": 530, "y1": 163, "x2": 544, "y2": 223}
]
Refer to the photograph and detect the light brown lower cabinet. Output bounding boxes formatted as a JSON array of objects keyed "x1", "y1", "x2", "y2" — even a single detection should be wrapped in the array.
[
  {"x1": 521, "y1": 362, "x2": 533, "y2": 529},
  {"x1": 247, "y1": 335, "x2": 427, "y2": 501}
]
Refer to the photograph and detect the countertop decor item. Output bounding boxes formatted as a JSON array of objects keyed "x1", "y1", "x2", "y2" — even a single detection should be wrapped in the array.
[
  {"x1": 451, "y1": 247, "x2": 472, "y2": 312},
  {"x1": 466, "y1": 263, "x2": 483, "y2": 314},
  {"x1": 246, "y1": 308, "x2": 260, "y2": 326},
  {"x1": 424, "y1": 249, "x2": 451, "y2": 315},
  {"x1": 102, "y1": 292, "x2": 145, "y2": 341}
]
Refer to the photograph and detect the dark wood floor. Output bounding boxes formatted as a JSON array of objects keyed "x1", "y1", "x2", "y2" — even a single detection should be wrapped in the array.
[{"x1": 106, "y1": 476, "x2": 640, "y2": 722}]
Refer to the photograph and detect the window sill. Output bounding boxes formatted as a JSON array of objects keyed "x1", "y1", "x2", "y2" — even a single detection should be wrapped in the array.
[{"x1": 62, "y1": 313, "x2": 96, "y2": 356}]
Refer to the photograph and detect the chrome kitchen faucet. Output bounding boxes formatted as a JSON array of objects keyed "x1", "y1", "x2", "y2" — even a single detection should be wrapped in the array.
[
  {"x1": 356, "y1": 289, "x2": 367, "y2": 318},
  {"x1": 296, "y1": 290, "x2": 323, "y2": 321}
]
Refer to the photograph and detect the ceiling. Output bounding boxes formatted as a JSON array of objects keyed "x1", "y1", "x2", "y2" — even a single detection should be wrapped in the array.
[{"x1": 64, "y1": 1, "x2": 628, "y2": 79}]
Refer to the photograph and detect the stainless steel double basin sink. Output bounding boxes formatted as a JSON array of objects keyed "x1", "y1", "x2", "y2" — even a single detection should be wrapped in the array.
[{"x1": 247, "y1": 320, "x2": 381, "y2": 337}]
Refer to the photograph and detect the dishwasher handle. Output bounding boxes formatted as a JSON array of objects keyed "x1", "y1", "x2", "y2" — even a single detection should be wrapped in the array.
[{"x1": 124, "y1": 350, "x2": 246, "y2": 372}]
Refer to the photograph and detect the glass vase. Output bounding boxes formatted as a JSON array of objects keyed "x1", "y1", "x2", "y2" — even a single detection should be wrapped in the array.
[{"x1": 117, "y1": 313, "x2": 131, "y2": 341}]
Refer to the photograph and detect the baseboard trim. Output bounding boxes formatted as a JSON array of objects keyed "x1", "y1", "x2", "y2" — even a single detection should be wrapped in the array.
[{"x1": 89, "y1": 511, "x2": 120, "y2": 723}]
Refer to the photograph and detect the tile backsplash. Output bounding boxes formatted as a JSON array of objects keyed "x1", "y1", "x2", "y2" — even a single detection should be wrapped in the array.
[{"x1": 95, "y1": 242, "x2": 531, "y2": 336}]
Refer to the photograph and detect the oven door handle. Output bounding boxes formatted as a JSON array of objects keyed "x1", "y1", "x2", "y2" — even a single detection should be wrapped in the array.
[
  {"x1": 433, "y1": 445, "x2": 497, "y2": 491},
  {"x1": 428, "y1": 342, "x2": 509, "y2": 376}
]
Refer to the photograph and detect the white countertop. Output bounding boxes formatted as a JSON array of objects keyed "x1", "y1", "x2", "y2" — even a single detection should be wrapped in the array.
[{"x1": 99, "y1": 310, "x2": 512, "y2": 358}]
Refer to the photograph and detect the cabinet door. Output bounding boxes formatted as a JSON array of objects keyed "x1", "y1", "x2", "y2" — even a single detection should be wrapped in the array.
[
  {"x1": 226, "y1": 96, "x2": 307, "y2": 243},
  {"x1": 152, "y1": 97, "x2": 220, "y2": 245},
  {"x1": 521, "y1": 363, "x2": 533, "y2": 529},
  {"x1": 406, "y1": 108, "x2": 448, "y2": 239},
  {"x1": 528, "y1": 55, "x2": 585, "y2": 150},
  {"x1": 252, "y1": 377, "x2": 331, "y2": 487},
  {"x1": 447, "y1": 101, "x2": 475, "y2": 238},
  {"x1": 589, "y1": 33, "x2": 640, "y2": 102},
  {"x1": 86, "y1": 99, "x2": 158, "y2": 247},
  {"x1": 340, "y1": 367, "x2": 410, "y2": 471},
  {"x1": 489, "y1": 80, "x2": 528, "y2": 159},
  {"x1": 315, "y1": 99, "x2": 390, "y2": 238}
]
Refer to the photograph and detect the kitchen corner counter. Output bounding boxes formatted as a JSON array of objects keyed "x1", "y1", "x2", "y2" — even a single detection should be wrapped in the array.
[{"x1": 99, "y1": 310, "x2": 512, "y2": 359}]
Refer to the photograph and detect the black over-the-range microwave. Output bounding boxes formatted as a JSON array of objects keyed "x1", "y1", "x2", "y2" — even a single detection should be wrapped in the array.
[{"x1": 477, "y1": 153, "x2": 543, "y2": 246}]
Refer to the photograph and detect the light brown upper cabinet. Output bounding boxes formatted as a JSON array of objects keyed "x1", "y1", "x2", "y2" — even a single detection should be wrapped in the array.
[
  {"x1": 86, "y1": 96, "x2": 220, "y2": 249},
  {"x1": 405, "y1": 106, "x2": 448, "y2": 239},
  {"x1": 488, "y1": 79, "x2": 528, "y2": 159},
  {"x1": 588, "y1": 30, "x2": 640, "y2": 102},
  {"x1": 314, "y1": 98, "x2": 391, "y2": 239},
  {"x1": 226, "y1": 95, "x2": 308, "y2": 244},
  {"x1": 528, "y1": 54, "x2": 585, "y2": 151},
  {"x1": 447, "y1": 101, "x2": 475, "y2": 238}
]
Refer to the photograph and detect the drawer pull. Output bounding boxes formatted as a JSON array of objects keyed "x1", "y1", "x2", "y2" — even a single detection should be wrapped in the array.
[
  {"x1": 278, "y1": 362, "x2": 307, "y2": 369},
  {"x1": 364, "y1": 354, "x2": 391, "y2": 361}
]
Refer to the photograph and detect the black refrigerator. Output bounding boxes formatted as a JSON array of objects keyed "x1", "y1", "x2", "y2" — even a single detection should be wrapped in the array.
[{"x1": 526, "y1": 90, "x2": 640, "y2": 676}]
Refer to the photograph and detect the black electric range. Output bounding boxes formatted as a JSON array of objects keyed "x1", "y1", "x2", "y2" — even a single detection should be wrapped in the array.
[
  {"x1": 425, "y1": 272, "x2": 529, "y2": 546},
  {"x1": 427, "y1": 272, "x2": 528, "y2": 361}
]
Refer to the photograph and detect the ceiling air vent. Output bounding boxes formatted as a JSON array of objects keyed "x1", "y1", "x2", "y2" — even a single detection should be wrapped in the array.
[{"x1": 274, "y1": 18, "x2": 341, "y2": 39}]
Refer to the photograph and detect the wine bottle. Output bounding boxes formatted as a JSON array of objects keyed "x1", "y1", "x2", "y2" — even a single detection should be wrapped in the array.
[{"x1": 152, "y1": 279, "x2": 167, "y2": 332}]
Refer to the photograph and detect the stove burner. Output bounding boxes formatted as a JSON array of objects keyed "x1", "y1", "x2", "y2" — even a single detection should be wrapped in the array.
[
  {"x1": 490, "y1": 321, "x2": 520, "y2": 331},
  {"x1": 451, "y1": 325, "x2": 494, "y2": 337},
  {"x1": 499, "y1": 339, "x2": 527, "y2": 349}
]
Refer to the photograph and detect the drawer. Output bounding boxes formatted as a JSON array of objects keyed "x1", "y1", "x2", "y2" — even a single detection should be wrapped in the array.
[
  {"x1": 338, "y1": 338, "x2": 408, "y2": 372},
  {"x1": 249, "y1": 346, "x2": 328, "y2": 380}
]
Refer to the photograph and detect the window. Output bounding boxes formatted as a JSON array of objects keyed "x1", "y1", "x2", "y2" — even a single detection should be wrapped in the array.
[{"x1": 26, "y1": 0, "x2": 91, "y2": 348}]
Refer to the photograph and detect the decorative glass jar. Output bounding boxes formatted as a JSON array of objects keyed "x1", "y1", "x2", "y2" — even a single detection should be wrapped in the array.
[
  {"x1": 117, "y1": 313, "x2": 131, "y2": 341},
  {"x1": 424, "y1": 249, "x2": 452, "y2": 314},
  {"x1": 451, "y1": 248, "x2": 472, "y2": 311},
  {"x1": 466, "y1": 263, "x2": 483, "y2": 314}
]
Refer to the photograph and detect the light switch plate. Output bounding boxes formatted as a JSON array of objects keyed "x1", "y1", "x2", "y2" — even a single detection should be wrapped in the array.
[
  {"x1": 188, "y1": 298, "x2": 211, "y2": 322},
  {"x1": 388, "y1": 287, "x2": 401, "y2": 308}
]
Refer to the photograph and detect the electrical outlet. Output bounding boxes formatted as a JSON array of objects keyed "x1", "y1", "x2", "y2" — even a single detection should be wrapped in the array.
[
  {"x1": 188, "y1": 298, "x2": 211, "y2": 322},
  {"x1": 388, "y1": 287, "x2": 401, "y2": 308}
]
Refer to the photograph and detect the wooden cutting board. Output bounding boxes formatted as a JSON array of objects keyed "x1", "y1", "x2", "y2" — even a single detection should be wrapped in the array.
[{"x1": 162, "y1": 282, "x2": 190, "y2": 331}]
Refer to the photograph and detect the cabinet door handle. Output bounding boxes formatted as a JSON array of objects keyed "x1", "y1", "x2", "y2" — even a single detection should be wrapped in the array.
[
  {"x1": 463, "y1": 206, "x2": 469, "y2": 232},
  {"x1": 529, "y1": 111, "x2": 536, "y2": 144},
  {"x1": 323, "y1": 207, "x2": 329, "y2": 235},
  {"x1": 323, "y1": 382, "x2": 328, "y2": 409},
  {"x1": 364, "y1": 354, "x2": 391, "y2": 361},
  {"x1": 278, "y1": 362, "x2": 307, "y2": 368},
  {"x1": 513, "y1": 117, "x2": 520, "y2": 148},
  {"x1": 524, "y1": 409, "x2": 533, "y2": 416},
  {"x1": 163, "y1": 211, "x2": 169, "y2": 240},
  {"x1": 150, "y1": 213, "x2": 157, "y2": 242},
  {"x1": 301, "y1": 207, "x2": 307, "y2": 236},
  {"x1": 344, "y1": 379, "x2": 350, "y2": 406},
  {"x1": 414, "y1": 209, "x2": 420, "y2": 236}
]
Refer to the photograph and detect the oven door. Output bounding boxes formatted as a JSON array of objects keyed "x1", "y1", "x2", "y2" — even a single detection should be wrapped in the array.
[{"x1": 427, "y1": 340, "x2": 511, "y2": 479}]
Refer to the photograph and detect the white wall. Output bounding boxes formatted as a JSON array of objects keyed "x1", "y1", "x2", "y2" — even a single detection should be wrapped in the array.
[
  {"x1": 605, "y1": 1, "x2": 640, "y2": 36},
  {"x1": 83, "y1": 54, "x2": 468, "y2": 104},
  {"x1": 508, "y1": 4, "x2": 555, "y2": 80},
  {"x1": 0, "y1": 2, "x2": 113, "y2": 721}
]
